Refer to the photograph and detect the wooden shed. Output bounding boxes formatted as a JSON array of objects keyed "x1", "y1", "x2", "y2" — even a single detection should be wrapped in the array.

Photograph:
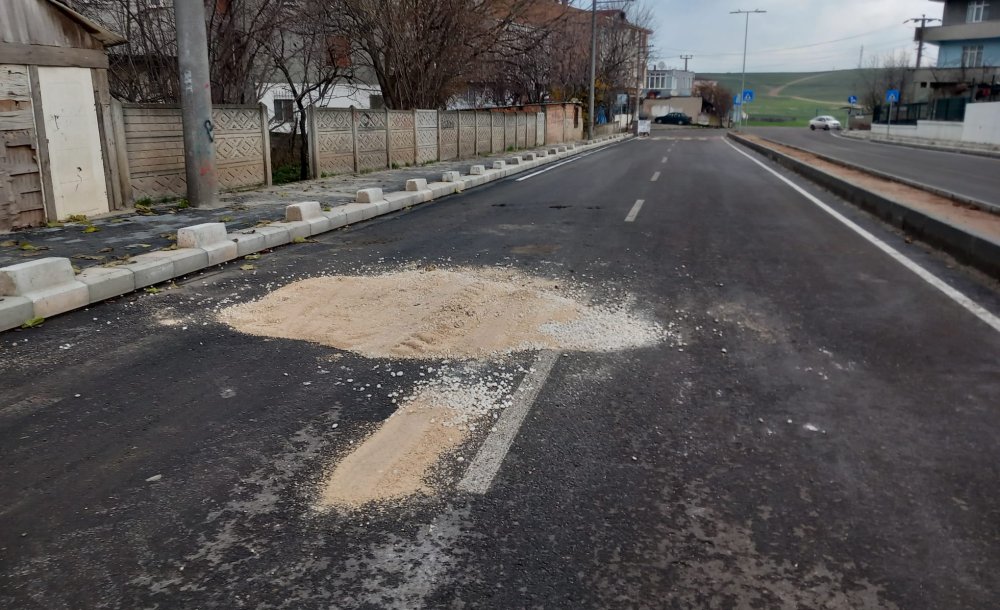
[{"x1": 0, "y1": 0, "x2": 126, "y2": 232}]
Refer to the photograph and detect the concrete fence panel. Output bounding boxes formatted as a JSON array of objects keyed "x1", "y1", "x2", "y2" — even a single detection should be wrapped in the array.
[
  {"x1": 388, "y1": 110, "x2": 415, "y2": 168},
  {"x1": 491, "y1": 113, "x2": 505, "y2": 153},
  {"x1": 536, "y1": 112, "x2": 546, "y2": 145},
  {"x1": 355, "y1": 108, "x2": 388, "y2": 172},
  {"x1": 121, "y1": 104, "x2": 267, "y2": 202},
  {"x1": 476, "y1": 112, "x2": 492, "y2": 154},
  {"x1": 439, "y1": 111, "x2": 458, "y2": 161},
  {"x1": 459, "y1": 112, "x2": 476, "y2": 159},
  {"x1": 505, "y1": 113, "x2": 516, "y2": 149},
  {"x1": 516, "y1": 112, "x2": 527, "y2": 149},
  {"x1": 416, "y1": 110, "x2": 438, "y2": 164},
  {"x1": 313, "y1": 108, "x2": 354, "y2": 177}
]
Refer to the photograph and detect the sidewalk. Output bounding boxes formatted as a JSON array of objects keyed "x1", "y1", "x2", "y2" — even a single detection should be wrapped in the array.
[
  {"x1": 841, "y1": 129, "x2": 1000, "y2": 159},
  {"x1": 0, "y1": 135, "x2": 629, "y2": 332},
  {"x1": 1, "y1": 143, "x2": 588, "y2": 271}
]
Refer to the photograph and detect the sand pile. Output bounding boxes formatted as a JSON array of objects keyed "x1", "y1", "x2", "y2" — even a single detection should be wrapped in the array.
[{"x1": 219, "y1": 268, "x2": 665, "y2": 359}]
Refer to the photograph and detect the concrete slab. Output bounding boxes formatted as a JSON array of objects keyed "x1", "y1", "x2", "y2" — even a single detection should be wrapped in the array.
[
  {"x1": 324, "y1": 209, "x2": 350, "y2": 230},
  {"x1": 202, "y1": 241, "x2": 239, "y2": 266},
  {"x1": 339, "y1": 203, "x2": 369, "y2": 225},
  {"x1": 139, "y1": 248, "x2": 209, "y2": 277},
  {"x1": 230, "y1": 232, "x2": 267, "y2": 257},
  {"x1": 357, "y1": 188, "x2": 385, "y2": 203},
  {"x1": 0, "y1": 296, "x2": 34, "y2": 331},
  {"x1": 470, "y1": 165, "x2": 486, "y2": 175},
  {"x1": 268, "y1": 221, "x2": 311, "y2": 241},
  {"x1": 177, "y1": 223, "x2": 227, "y2": 249},
  {"x1": 125, "y1": 254, "x2": 177, "y2": 289},
  {"x1": 286, "y1": 201, "x2": 323, "y2": 221},
  {"x1": 493, "y1": 160, "x2": 507, "y2": 170},
  {"x1": 77, "y1": 266, "x2": 136, "y2": 302},
  {"x1": 26, "y1": 281, "x2": 90, "y2": 319},
  {"x1": 303, "y1": 216, "x2": 333, "y2": 236},
  {"x1": 429, "y1": 182, "x2": 457, "y2": 198},
  {"x1": 442, "y1": 171, "x2": 462, "y2": 182},
  {"x1": 406, "y1": 179, "x2": 428, "y2": 191},
  {"x1": 0, "y1": 258, "x2": 76, "y2": 296}
]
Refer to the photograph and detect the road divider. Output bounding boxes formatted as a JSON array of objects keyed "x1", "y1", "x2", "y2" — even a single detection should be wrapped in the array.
[
  {"x1": 0, "y1": 134, "x2": 630, "y2": 332},
  {"x1": 728, "y1": 133, "x2": 1000, "y2": 281}
]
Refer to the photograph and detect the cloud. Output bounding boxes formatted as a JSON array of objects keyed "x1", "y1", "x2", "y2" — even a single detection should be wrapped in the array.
[{"x1": 646, "y1": 0, "x2": 940, "y2": 73}]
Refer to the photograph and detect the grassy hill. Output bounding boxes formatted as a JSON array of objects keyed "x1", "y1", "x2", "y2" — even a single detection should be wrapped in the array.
[{"x1": 697, "y1": 70, "x2": 866, "y2": 126}]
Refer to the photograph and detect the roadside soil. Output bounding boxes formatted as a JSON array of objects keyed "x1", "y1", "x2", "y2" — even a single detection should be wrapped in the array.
[{"x1": 740, "y1": 134, "x2": 1000, "y2": 242}]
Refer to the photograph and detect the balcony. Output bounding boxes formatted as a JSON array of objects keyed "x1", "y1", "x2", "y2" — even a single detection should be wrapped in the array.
[{"x1": 917, "y1": 21, "x2": 1000, "y2": 43}]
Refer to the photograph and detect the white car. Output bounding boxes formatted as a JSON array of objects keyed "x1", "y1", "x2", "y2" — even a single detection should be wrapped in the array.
[{"x1": 809, "y1": 116, "x2": 841, "y2": 131}]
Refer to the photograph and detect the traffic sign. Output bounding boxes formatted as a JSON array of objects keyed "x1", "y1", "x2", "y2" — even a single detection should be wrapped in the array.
[
  {"x1": 886, "y1": 89, "x2": 900, "y2": 103},
  {"x1": 743, "y1": 89, "x2": 755, "y2": 103},
  {"x1": 734, "y1": 95, "x2": 742, "y2": 106},
  {"x1": 848, "y1": 95, "x2": 858, "y2": 105}
]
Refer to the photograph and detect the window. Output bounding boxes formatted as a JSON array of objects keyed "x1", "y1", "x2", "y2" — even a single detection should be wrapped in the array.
[
  {"x1": 963, "y1": 44, "x2": 985, "y2": 67},
  {"x1": 967, "y1": 1, "x2": 989, "y2": 23},
  {"x1": 273, "y1": 98, "x2": 294, "y2": 123}
]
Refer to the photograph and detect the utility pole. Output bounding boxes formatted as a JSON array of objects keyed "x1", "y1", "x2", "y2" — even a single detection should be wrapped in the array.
[
  {"x1": 173, "y1": 0, "x2": 218, "y2": 207},
  {"x1": 731, "y1": 9, "x2": 766, "y2": 130},
  {"x1": 635, "y1": 35, "x2": 644, "y2": 131},
  {"x1": 680, "y1": 54, "x2": 693, "y2": 71},
  {"x1": 858, "y1": 45, "x2": 865, "y2": 69},
  {"x1": 589, "y1": 0, "x2": 597, "y2": 141},
  {"x1": 905, "y1": 15, "x2": 941, "y2": 69}
]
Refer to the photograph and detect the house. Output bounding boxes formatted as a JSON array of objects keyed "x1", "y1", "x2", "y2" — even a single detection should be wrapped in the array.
[
  {"x1": 1, "y1": 0, "x2": 127, "y2": 231},
  {"x1": 646, "y1": 67, "x2": 695, "y2": 98},
  {"x1": 909, "y1": 0, "x2": 1000, "y2": 113}
]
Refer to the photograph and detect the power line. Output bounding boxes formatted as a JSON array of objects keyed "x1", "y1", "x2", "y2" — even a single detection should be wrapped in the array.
[{"x1": 657, "y1": 23, "x2": 902, "y2": 58}]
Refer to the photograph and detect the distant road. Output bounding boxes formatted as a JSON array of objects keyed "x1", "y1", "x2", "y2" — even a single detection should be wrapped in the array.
[{"x1": 749, "y1": 127, "x2": 1000, "y2": 207}]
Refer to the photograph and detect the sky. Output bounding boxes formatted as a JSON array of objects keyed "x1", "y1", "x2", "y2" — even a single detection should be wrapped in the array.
[{"x1": 643, "y1": 0, "x2": 943, "y2": 74}]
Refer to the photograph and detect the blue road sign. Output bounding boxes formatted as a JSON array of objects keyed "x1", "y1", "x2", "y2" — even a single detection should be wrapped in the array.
[
  {"x1": 848, "y1": 95, "x2": 858, "y2": 105},
  {"x1": 886, "y1": 89, "x2": 900, "y2": 103},
  {"x1": 743, "y1": 89, "x2": 755, "y2": 103}
]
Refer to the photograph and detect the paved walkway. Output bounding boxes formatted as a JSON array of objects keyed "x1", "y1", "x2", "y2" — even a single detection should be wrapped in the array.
[{"x1": 0, "y1": 147, "x2": 561, "y2": 270}]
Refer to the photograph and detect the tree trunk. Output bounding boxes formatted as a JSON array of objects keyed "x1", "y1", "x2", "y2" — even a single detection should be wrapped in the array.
[{"x1": 297, "y1": 105, "x2": 309, "y2": 181}]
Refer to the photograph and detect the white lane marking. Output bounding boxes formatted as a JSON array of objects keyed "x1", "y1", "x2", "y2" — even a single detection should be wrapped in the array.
[
  {"x1": 661, "y1": 156, "x2": 668, "y2": 163},
  {"x1": 651, "y1": 171, "x2": 661, "y2": 182},
  {"x1": 625, "y1": 199, "x2": 645, "y2": 223},
  {"x1": 457, "y1": 350, "x2": 560, "y2": 494},
  {"x1": 725, "y1": 139, "x2": 1000, "y2": 334}
]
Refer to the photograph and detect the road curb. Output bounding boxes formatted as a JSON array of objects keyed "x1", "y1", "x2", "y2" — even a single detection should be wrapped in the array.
[
  {"x1": 0, "y1": 134, "x2": 630, "y2": 332},
  {"x1": 757, "y1": 135, "x2": 1000, "y2": 216},
  {"x1": 728, "y1": 133, "x2": 1000, "y2": 279}
]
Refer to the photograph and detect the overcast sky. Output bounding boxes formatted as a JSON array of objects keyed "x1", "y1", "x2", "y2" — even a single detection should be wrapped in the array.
[{"x1": 644, "y1": 0, "x2": 942, "y2": 74}]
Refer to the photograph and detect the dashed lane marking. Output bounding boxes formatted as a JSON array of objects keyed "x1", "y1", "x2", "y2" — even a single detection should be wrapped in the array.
[
  {"x1": 725, "y1": 139, "x2": 1000, "y2": 334},
  {"x1": 625, "y1": 199, "x2": 645, "y2": 223},
  {"x1": 651, "y1": 171, "x2": 661, "y2": 182},
  {"x1": 457, "y1": 350, "x2": 561, "y2": 494}
]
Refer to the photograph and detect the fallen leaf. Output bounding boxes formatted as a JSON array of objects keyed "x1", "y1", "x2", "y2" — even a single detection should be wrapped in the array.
[
  {"x1": 83, "y1": 226, "x2": 100, "y2": 234},
  {"x1": 243, "y1": 254, "x2": 261, "y2": 260},
  {"x1": 0, "y1": 240, "x2": 17, "y2": 248},
  {"x1": 98, "y1": 247, "x2": 113, "y2": 253},
  {"x1": 20, "y1": 317, "x2": 45, "y2": 329},
  {"x1": 144, "y1": 286, "x2": 161, "y2": 294},
  {"x1": 240, "y1": 264, "x2": 256, "y2": 271}
]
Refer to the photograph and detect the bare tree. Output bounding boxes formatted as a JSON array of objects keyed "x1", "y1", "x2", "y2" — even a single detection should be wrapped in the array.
[
  {"x1": 857, "y1": 51, "x2": 912, "y2": 114},
  {"x1": 261, "y1": 0, "x2": 356, "y2": 179},
  {"x1": 693, "y1": 81, "x2": 733, "y2": 126}
]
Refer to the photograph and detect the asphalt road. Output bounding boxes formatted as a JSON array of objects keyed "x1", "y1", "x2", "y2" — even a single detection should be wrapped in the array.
[
  {"x1": 749, "y1": 126, "x2": 1000, "y2": 207},
  {"x1": 3, "y1": 132, "x2": 1000, "y2": 609}
]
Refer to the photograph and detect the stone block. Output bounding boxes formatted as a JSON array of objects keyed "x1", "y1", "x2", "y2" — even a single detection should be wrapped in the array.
[
  {"x1": 202, "y1": 241, "x2": 239, "y2": 265},
  {"x1": 429, "y1": 182, "x2": 456, "y2": 198},
  {"x1": 26, "y1": 282, "x2": 90, "y2": 319},
  {"x1": 536, "y1": 150, "x2": 547, "y2": 157},
  {"x1": 268, "y1": 221, "x2": 311, "y2": 241},
  {"x1": 406, "y1": 179, "x2": 428, "y2": 191},
  {"x1": 177, "y1": 223, "x2": 227, "y2": 249},
  {"x1": 508, "y1": 156, "x2": 522, "y2": 165},
  {"x1": 548, "y1": 148, "x2": 559, "y2": 155},
  {"x1": 286, "y1": 201, "x2": 323, "y2": 222},
  {"x1": 442, "y1": 171, "x2": 461, "y2": 182},
  {"x1": 230, "y1": 231, "x2": 267, "y2": 257},
  {"x1": 77, "y1": 266, "x2": 136, "y2": 303},
  {"x1": 357, "y1": 188, "x2": 384, "y2": 203},
  {"x1": 0, "y1": 296, "x2": 34, "y2": 331},
  {"x1": 126, "y1": 254, "x2": 178, "y2": 289},
  {"x1": 254, "y1": 225, "x2": 292, "y2": 249},
  {"x1": 339, "y1": 203, "x2": 368, "y2": 224},
  {"x1": 493, "y1": 160, "x2": 507, "y2": 170},
  {"x1": 558, "y1": 146, "x2": 568, "y2": 152},
  {"x1": 470, "y1": 165, "x2": 486, "y2": 175},
  {"x1": 0, "y1": 258, "x2": 76, "y2": 296},
  {"x1": 523, "y1": 153, "x2": 536, "y2": 161},
  {"x1": 324, "y1": 208, "x2": 350, "y2": 230},
  {"x1": 140, "y1": 248, "x2": 208, "y2": 278}
]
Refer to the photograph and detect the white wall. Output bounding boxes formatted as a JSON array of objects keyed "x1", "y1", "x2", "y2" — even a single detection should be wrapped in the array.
[
  {"x1": 962, "y1": 101, "x2": 1000, "y2": 145},
  {"x1": 260, "y1": 82, "x2": 382, "y2": 133},
  {"x1": 916, "y1": 121, "x2": 964, "y2": 141}
]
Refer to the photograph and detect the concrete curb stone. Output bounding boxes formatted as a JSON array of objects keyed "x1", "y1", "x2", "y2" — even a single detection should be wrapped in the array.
[
  {"x1": 0, "y1": 295, "x2": 33, "y2": 329},
  {"x1": 77, "y1": 266, "x2": 136, "y2": 303}
]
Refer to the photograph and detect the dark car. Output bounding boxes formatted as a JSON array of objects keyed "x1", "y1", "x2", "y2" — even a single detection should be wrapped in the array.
[{"x1": 654, "y1": 112, "x2": 693, "y2": 125}]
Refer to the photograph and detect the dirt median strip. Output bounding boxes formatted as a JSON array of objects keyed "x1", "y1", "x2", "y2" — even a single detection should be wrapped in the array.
[{"x1": 735, "y1": 134, "x2": 1000, "y2": 245}]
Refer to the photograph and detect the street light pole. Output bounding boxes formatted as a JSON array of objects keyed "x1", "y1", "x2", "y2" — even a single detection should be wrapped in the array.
[
  {"x1": 731, "y1": 9, "x2": 766, "y2": 130},
  {"x1": 589, "y1": 0, "x2": 597, "y2": 141}
]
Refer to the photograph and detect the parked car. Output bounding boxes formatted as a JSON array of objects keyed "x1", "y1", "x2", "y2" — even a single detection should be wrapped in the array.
[
  {"x1": 655, "y1": 112, "x2": 693, "y2": 125},
  {"x1": 809, "y1": 116, "x2": 841, "y2": 131}
]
